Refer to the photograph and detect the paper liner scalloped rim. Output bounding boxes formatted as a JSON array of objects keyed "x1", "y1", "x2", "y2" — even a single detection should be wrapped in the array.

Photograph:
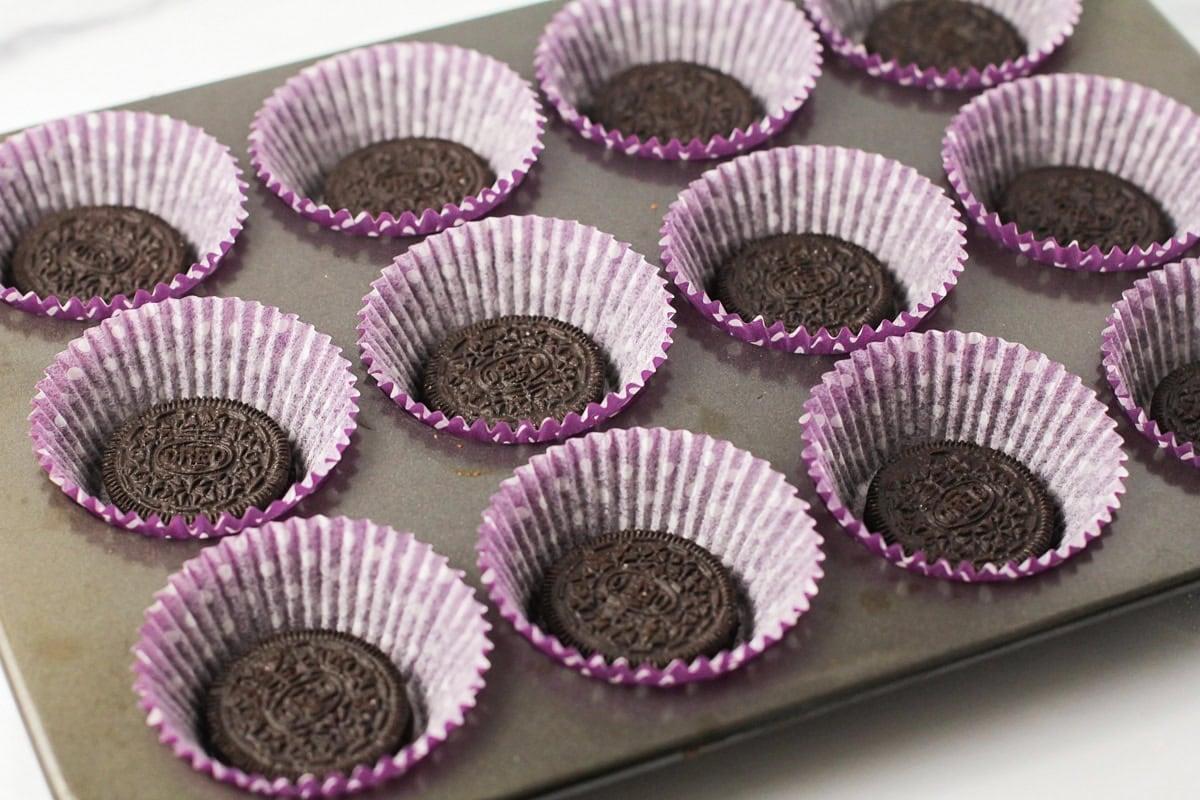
[
  {"x1": 0, "y1": 130, "x2": 248, "y2": 321},
  {"x1": 532, "y1": 5, "x2": 822, "y2": 160},
  {"x1": 246, "y1": 38, "x2": 548, "y2": 240},
  {"x1": 474, "y1": 426, "x2": 826, "y2": 686},
  {"x1": 29, "y1": 416, "x2": 356, "y2": 540},
  {"x1": 27, "y1": 307, "x2": 361, "y2": 539},
  {"x1": 1, "y1": 214, "x2": 247, "y2": 320},
  {"x1": 942, "y1": 122, "x2": 1199, "y2": 273},
  {"x1": 475, "y1": 564, "x2": 820, "y2": 685},
  {"x1": 134, "y1": 652, "x2": 488, "y2": 798},
  {"x1": 657, "y1": 143, "x2": 968, "y2": 354},
  {"x1": 1101, "y1": 279, "x2": 1200, "y2": 468},
  {"x1": 798, "y1": 333, "x2": 1129, "y2": 582},
  {"x1": 248, "y1": 120, "x2": 545, "y2": 238},
  {"x1": 800, "y1": 427, "x2": 1125, "y2": 581},
  {"x1": 659, "y1": 236, "x2": 964, "y2": 354},
  {"x1": 942, "y1": 165, "x2": 1199, "y2": 271},
  {"x1": 133, "y1": 613, "x2": 490, "y2": 798},
  {"x1": 803, "y1": 0, "x2": 1082, "y2": 91},
  {"x1": 356, "y1": 323, "x2": 675, "y2": 445},
  {"x1": 131, "y1": 518, "x2": 493, "y2": 797}
]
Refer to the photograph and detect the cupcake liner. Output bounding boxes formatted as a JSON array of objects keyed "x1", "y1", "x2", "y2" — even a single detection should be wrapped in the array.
[
  {"x1": 357, "y1": 215, "x2": 674, "y2": 444},
  {"x1": 800, "y1": 330, "x2": 1127, "y2": 581},
  {"x1": 805, "y1": 0, "x2": 1080, "y2": 90},
  {"x1": 943, "y1": 73, "x2": 1200, "y2": 271},
  {"x1": 0, "y1": 110, "x2": 247, "y2": 320},
  {"x1": 132, "y1": 515, "x2": 492, "y2": 797},
  {"x1": 660, "y1": 145, "x2": 966, "y2": 354},
  {"x1": 477, "y1": 426, "x2": 825, "y2": 685},
  {"x1": 534, "y1": 0, "x2": 822, "y2": 160},
  {"x1": 249, "y1": 42, "x2": 545, "y2": 237},
  {"x1": 28, "y1": 296, "x2": 358, "y2": 539},
  {"x1": 1102, "y1": 258, "x2": 1200, "y2": 467}
]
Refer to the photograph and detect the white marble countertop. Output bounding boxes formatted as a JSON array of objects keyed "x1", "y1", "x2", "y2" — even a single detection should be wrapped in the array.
[{"x1": 2, "y1": 1, "x2": 1199, "y2": 798}]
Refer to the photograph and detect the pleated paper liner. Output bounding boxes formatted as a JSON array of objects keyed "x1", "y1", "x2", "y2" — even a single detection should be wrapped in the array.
[
  {"x1": 801, "y1": 330, "x2": 1127, "y2": 581},
  {"x1": 477, "y1": 426, "x2": 825, "y2": 685},
  {"x1": 29, "y1": 296, "x2": 358, "y2": 538},
  {"x1": 132, "y1": 515, "x2": 492, "y2": 797},
  {"x1": 250, "y1": 42, "x2": 544, "y2": 237},
  {"x1": 0, "y1": 110, "x2": 246, "y2": 319},
  {"x1": 943, "y1": 73, "x2": 1200, "y2": 270},
  {"x1": 1102, "y1": 258, "x2": 1200, "y2": 467},
  {"x1": 660, "y1": 145, "x2": 965, "y2": 353},
  {"x1": 534, "y1": 0, "x2": 822, "y2": 159},
  {"x1": 805, "y1": 0, "x2": 1080, "y2": 90},
  {"x1": 357, "y1": 215, "x2": 674, "y2": 444}
]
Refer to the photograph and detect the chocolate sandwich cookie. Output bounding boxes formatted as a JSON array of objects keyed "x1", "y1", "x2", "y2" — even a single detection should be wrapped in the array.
[
  {"x1": 204, "y1": 629, "x2": 411, "y2": 781},
  {"x1": 102, "y1": 397, "x2": 291, "y2": 523},
  {"x1": 864, "y1": 441, "x2": 1058, "y2": 567},
  {"x1": 538, "y1": 529, "x2": 739, "y2": 668},
  {"x1": 863, "y1": 0, "x2": 1026, "y2": 72},
  {"x1": 322, "y1": 137, "x2": 495, "y2": 216},
  {"x1": 998, "y1": 166, "x2": 1172, "y2": 253},
  {"x1": 10, "y1": 205, "x2": 191, "y2": 300},
  {"x1": 421, "y1": 314, "x2": 607, "y2": 426},
  {"x1": 1151, "y1": 363, "x2": 1200, "y2": 446},
  {"x1": 585, "y1": 61, "x2": 761, "y2": 145},
  {"x1": 712, "y1": 233, "x2": 897, "y2": 333}
]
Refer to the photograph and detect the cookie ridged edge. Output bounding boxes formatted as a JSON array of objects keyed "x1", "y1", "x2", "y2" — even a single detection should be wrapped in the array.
[{"x1": 101, "y1": 396, "x2": 291, "y2": 525}]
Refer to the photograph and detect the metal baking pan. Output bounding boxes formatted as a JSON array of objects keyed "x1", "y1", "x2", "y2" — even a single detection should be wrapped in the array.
[{"x1": 2, "y1": 1, "x2": 1199, "y2": 798}]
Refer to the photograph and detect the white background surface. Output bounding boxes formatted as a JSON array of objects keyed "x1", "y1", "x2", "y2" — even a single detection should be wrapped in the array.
[{"x1": 2, "y1": 1, "x2": 1200, "y2": 798}]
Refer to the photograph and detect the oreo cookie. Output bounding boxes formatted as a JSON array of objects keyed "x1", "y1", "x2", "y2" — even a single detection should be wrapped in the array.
[
  {"x1": 863, "y1": 0, "x2": 1026, "y2": 72},
  {"x1": 322, "y1": 137, "x2": 495, "y2": 217},
  {"x1": 204, "y1": 629, "x2": 411, "y2": 781},
  {"x1": 102, "y1": 397, "x2": 291, "y2": 523},
  {"x1": 9, "y1": 205, "x2": 192, "y2": 300},
  {"x1": 864, "y1": 441, "x2": 1058, "y2": 567},
  {"x1": 584, "y1": 61, "x2": 761, "y2": 145},
  {"x1": 1151, "y1": 362, "x2": 1200, "y2": 446},
  {"x1": 421, "y1": 314, "x2": 607, "y2": 426},
  {"x1": 712, "y1": 233, "x2": 897, "y2": 333},
  {"x1": 537, "y1": 529, "x2": 739, "y2": 668},
  {"x1": 997, "y1": 166, "x2": 1172, "y2": 253}
]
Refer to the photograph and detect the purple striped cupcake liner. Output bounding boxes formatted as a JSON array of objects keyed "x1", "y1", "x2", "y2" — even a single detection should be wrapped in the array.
[
  {"x1": 1102, "y1": 258, "x2": 1200, "y2": 467},
  {"x1": 800, "y1": 330, "x2": 1127, "y2": 581},
  {"x1": 534, "y1": 0, "x2": 822, "y2": 160},
  {"x1": 0, "y1": 110, "x2": 247, "y2": 320},
  {"x1": 805, "y1": 0, "x2": 1080, "y2": 90},
  {"x1": 943, "y1": 73, "x2": 1200, "y2": 271},
  {"x1": 132, "y1": 515, "x2": 492, "y2": 797},
  {"x1": 29, "y1": 296, "x2": 358, "y2": 539},
  {"x1": 660, "y1": 145, "x2": 966, "y2": 354},
  {"x1": 249, "y1": 42, "x2": 544, "y2": 238},
  {"x1": 477, "y1": 427, "x2": 825, "y2": 686},
  {"x1": 357, "y1": 215, "x2": 674, "y2": 444}
]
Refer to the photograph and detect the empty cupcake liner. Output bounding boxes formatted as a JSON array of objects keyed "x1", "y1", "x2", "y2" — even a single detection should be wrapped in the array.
[
  {"x1": 29, "y1": 296, "x2": 358, "y2": 539},
  {"x1": 800, "y1": 330, "x2": 1127, "y2": 581},
  {"x1": 477, "y1": 426, "x2": 825, "y2": 685},
  {"x1": 249, "y1": 42, "x2": 545, "y2": 237},
  {"x1": 660, "y1": 145, "x2": 966, "y2": 354},
  {"x1": 534, "y1": 0, "x2": 822, "y2": 160},
  {"x1": 0, "y1": 110, "x2": 247, "y2": 320},
  {"x1": 132, "y1": 515, "x2": 492, "y2": 797},
  {"x1": 357, "y1": 214, "x2": 674, "y2": 444},
  {"x1": 805, "y1": 0, "x2": 1080, "y2": 90},
  {"x1": 1102, "y1": 258, "x2": 1200, "y2": 467},
  {"x1": 943, "y1": 73, "x2": 1200, "y2": 271}
]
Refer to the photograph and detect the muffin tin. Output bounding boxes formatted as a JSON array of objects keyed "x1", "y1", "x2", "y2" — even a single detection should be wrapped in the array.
[{"x1": 2, "y1": 2, "x2": 1200, "y2": 799}]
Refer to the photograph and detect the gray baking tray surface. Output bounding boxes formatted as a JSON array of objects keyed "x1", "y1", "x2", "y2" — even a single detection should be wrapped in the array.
[{"x1": 2, "y1": 1, "x2": 1200, "y2": 798}]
